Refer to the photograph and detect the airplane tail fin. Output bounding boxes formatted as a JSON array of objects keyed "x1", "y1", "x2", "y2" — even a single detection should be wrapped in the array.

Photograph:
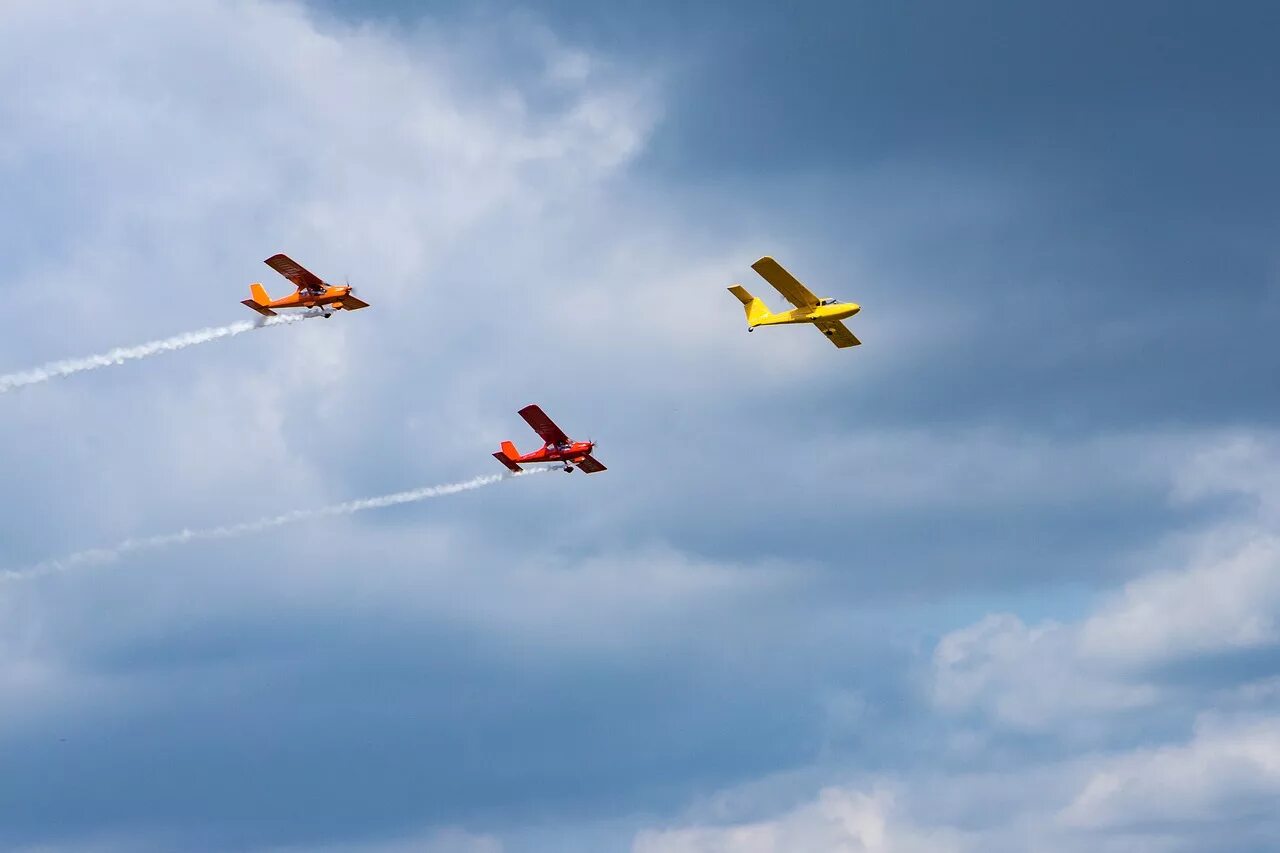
[
  {"x1": 494, "y1": 442, "x2": 522, "y2": 472},
  {"x1": 241, "y1": 283, "x2": 276, "y2": 316},
  {"x1": 728, "y1": 285, "x2": 771, "y2": 327}
]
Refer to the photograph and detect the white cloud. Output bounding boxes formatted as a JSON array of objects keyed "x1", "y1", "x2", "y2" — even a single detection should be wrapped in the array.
[
  {"x1": 1061, "y1": 714, "x2": 1280, "y2": 829},
  {"x1": 0, "y1": 0, "x2": 654, "y2": 327},
  {"x1": 1169, "y1": 433, "x2": 1280, "y2": 516},
  {"x1": 1078, "y1": 535, "x2": 1280, "y2": 665},
  {"x1": 633, "y1": 787, "x2": 962, "y2": 853},
  {"x1": 645, "y1": 435, "x2": 1280, "y2": 852},
  {"x1": 931, "y1": 613, "x2": 1158, "y2": 730},
  {"x1": 932, "y1": 434, "x2": 1280, "y2": 730},
  {"x1": 1072, "y1": 433, "x2": 1280, "y2": 666},
  {"x1": 630, "y1": 717, "x2": 1280, "y2": 853},
  {"x1": 0, "y1": 0, "x2": 666, "y2": 547}
]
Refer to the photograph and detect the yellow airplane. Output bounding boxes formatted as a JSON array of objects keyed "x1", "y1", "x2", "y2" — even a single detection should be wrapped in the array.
[{"x1": 728, "y1": 256, "x2": 861, "y2": 348}]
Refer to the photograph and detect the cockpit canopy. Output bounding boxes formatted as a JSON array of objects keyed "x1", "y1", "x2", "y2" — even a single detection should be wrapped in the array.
[{"x1": 817, "y1": 297, "x2": 840, "y2": 306}]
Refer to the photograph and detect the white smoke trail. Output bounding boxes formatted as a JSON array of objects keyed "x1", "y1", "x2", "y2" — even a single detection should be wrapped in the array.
[
  {"x1": 4, "y1": 468, "x2": 547, "y2": 581},
  {"x1": 0, "y1": 313, "x2": 317, "y2": 394}
]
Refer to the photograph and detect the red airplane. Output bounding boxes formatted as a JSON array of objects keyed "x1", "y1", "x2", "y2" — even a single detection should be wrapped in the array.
[{"x1": 493, "y1": 405, "x2": 606, "y2": 474}]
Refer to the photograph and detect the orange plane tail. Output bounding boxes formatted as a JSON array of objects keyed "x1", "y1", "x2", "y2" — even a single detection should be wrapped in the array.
[{"x1": 241, "y1": 282, "x2": 276, "y2": 316}]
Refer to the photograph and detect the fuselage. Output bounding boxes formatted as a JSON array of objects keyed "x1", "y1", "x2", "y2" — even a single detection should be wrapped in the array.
[
  {"x1": 753, "y1": 301, "x2": 860, "y2": 327},
  {"x1": 267, "y1": 285, "x2": 355, "y2": 310},
  {"x1": 517, "y1": 440, "x2": 596, "y2": 464}
]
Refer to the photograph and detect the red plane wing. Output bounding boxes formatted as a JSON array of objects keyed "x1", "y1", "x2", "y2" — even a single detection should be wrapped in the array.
[
  {"x1": 265, "y1": 254, "x2": 326, "y2": 294},
  {"x1": 576, "y1": 455, "x2": 607, "y2": 474},
  {"x1": 518, "y1": 404, "x2": 570, "y2": 445}
]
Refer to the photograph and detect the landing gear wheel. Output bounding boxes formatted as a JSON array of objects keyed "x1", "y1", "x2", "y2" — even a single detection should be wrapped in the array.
[
  {"x1": 323, "y1": 312, "x2": 332, "y2": 319},
  {"x1": 563, "y1": 465, "x2": 574, "y2": 473}
]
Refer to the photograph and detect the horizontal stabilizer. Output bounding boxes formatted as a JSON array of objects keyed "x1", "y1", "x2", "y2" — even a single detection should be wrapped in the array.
[
  {"x1": 241, "y1": 299, "x2": 276, "y2": 317},
  {"x1": 727, "y1": 285, "x2": 771, "y2": 326},
  {"x1": 493, "y1": 451, "x2": 522, "y2": 473}
]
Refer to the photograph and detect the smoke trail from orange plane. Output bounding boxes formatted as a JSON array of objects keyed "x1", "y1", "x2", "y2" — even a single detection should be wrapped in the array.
[
  {"x1": 0, "y1": 313, "x2": 317, "y2": 394},
  {"x1": 3, "y1": 469, "x2": 546, "y2": 581}
]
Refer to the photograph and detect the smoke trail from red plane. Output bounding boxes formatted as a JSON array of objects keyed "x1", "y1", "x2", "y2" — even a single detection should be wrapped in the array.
[{"x1": 3, "y1": 469, "x2": 547, "y2": 580}]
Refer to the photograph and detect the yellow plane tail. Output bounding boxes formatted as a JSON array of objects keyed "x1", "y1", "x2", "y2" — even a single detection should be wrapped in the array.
[{"x1": 728, "y1": 285, "x2": 772, "y2": 327}]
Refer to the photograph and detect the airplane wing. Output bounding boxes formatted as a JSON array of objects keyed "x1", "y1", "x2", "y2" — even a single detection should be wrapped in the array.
[
  {"x1": 751, "y1": 256, "x2": 820, "y2": 309},
  {"x1": 815, "y1": 319, "x2": 861, "y2": 349},
  {"x1": 265, "y1": 254, "x2": 326, "y2": 294},
  {"x1": 340, "y1": 295, "x2": 371, "y2": 311},
  {"x1": 576, "y1": 455, "x2": 607, "y2": 474},
  {"x1": 518, "y1": 404, "x2": 570, "y2": 445}
]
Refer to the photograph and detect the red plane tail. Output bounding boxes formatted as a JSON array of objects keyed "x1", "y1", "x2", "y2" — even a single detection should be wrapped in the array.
[{"x1": 493, "y1": 441, "x2": 521, "y2": 472}]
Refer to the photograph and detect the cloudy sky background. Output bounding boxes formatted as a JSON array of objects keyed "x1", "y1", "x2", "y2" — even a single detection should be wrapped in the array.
[{"x1": 1, "y1": 1, "x2": 1279, "y2": 850}]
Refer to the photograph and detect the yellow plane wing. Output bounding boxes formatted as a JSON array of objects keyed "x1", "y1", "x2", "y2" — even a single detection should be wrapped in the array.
[
  {"x1": 751, "y1": 256, "x2": 819, "y2": 308},
  {"x1": 816, "y1": 319, "x2": 861, "y2": 348}
]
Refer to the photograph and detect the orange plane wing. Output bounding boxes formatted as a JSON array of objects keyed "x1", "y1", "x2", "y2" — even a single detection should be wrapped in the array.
[
  {"x1": 265, "y1": 254, "x2": 326, "y2": 294},
  {"x1": 341, "y1": 294, "x2": 371, "y2": 311}
]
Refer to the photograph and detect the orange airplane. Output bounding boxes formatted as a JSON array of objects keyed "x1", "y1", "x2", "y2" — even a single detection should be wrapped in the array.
[
  {"x1": 493, "y1": 405, "x2": 606, "y2": 474},
  {"x1": 241, "y1": 254, "x2": 370, "y2": 318}
]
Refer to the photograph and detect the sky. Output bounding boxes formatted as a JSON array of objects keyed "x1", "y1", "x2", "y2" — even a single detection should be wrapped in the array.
[{"x1": 1, "y1": 0, "x2": 1279, "y2": 850}]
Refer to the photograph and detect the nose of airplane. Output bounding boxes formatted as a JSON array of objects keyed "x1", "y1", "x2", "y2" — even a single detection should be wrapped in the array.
[{"x1": 848, "y1": 303, "x2": 861, "y2": 316}]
